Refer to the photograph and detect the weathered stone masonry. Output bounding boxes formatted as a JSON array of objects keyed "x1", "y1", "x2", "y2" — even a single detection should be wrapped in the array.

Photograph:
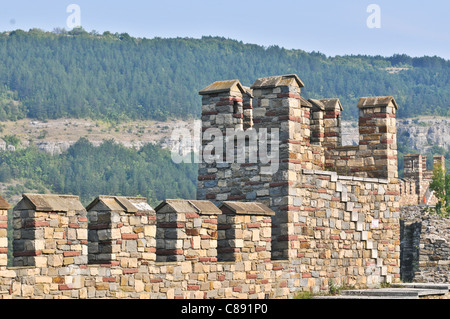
[
  {"x1": 198, "y1": 74, "x2": 401, "y2": 290},
  {"x1": 12, "y1": 194, "x2": 88, "y2": 269},
  {"x1": 0, "y1": 194, "x2": 289, "y2": 299},
  {"x1": 399, "y1": 154, "x2": 445, "y2": 206},
  {"x1": 86, "y1": 196, "x2": 156, "y2": 267},
  {"x1": 0, "y1": 197, "x2": 9, "y2": 268},
  {"x1": 400, "y1": 206, "x2": 450, "y2": 284},
  {"x1": 2, "y1": 72, "x2": 440, "y2": 299}
]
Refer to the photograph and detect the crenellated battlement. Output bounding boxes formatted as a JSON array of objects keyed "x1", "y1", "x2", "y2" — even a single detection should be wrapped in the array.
[
  {"x1": 0, "y1": 194, "x2": 288, "y2": 299},
  {"x1": 0, "y1": 198, "x2": 9, "y2": 268},
  {"x1": 0, "y1": 73, "x2": 429, "y2": 299},
  {"x1": 155, "y1": 200, "x2": 220, "y2": 263},
  {"x1": 399, "y1": 154, "x2": 445, "y2": 206},
  {"x1": 86, "y1": 196, "x2": 156, "y2": 267},
  {"x1": 197, "y1": 74, "x2": 401, "y2": 266},
  {"x1": 13, "y1": 194, "x2": 88, "y2": 268},
  {"x1": 322, "y1": 96, "x2": 398, "y2": 179}
]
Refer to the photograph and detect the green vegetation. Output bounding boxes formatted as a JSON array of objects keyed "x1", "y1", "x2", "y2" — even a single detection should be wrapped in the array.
[
  {"x1": 0, "y1": 28, "x2": 448, "y2": 266},
  {"x1": 0, "y1": 138, "x2": 197, "y2": 207},
  {"x1": 0, "y1": 28, "x2": 448, "y2": 123},
  {"x1": 1, "y1": 135, "x2": 21, "y2": 147},
  {"x1": 0, "y1": 28, "x2": 448, "y2": 207},
  {"x1": 293, "y1": 290, "x2": 314, "y2": 299},
  {"x1": 428, "y1": 165, "x2": 450, "y2": 218},
  {"x1": 293, "y1": 279, "x2": 359, "y2": 298},
  {"x1": 397, "y1": 134, "x2": 450, "y2": 178},
  {"x1": 327, "y1": 279, "x2": 356, "y2": 296}
]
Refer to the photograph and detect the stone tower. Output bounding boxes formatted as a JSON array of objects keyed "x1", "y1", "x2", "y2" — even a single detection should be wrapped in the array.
[{"x1": 197, "y1": 74, "x2": 401, "y2": 286}]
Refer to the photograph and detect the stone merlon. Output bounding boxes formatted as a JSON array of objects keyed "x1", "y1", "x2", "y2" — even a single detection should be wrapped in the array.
[
  {"x1": 14, "y1": 193, "x2": 85, "y2": 212},
  {"x1": 357, "y1": 96, "x2": 398, "y2": 109},
  {"x1": 86, "y1": 195, "x2": 155, "y2": 214}
]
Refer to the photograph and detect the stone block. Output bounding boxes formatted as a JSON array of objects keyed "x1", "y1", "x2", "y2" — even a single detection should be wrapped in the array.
[
  {"x1": 362, "y1": 231, "x2": 368, "y2": 241},
  {"x1": 346, "y1": 202, "x2": 354, "y2": 212}
]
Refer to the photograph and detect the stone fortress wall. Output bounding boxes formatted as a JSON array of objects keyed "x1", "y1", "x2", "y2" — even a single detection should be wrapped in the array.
[
  {"x1": 197, "y1": 74, "x2": 401, "y2": 290},
  {"x1": 400, "y1": 205, "x2": 450, "y2": 284},
  {"x1": 1, "y1": 195, "x2": 289, "y2": 299},
  {"x1": 0, "y1": 73, "x2": 447, "y2": 299},
  {"x1": 399, "y1": 154, "x2": 445, "y2": 207}
]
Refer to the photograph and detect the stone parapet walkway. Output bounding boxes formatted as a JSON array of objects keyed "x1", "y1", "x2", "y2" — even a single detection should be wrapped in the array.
[{"x1": 314, "y1": 283, "x2": 450, "y2": 299}]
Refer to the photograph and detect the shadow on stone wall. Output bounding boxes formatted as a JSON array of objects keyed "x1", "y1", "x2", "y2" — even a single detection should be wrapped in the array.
[{"x1": 400, "y1": 206, "x2": 450, "y2": 283}]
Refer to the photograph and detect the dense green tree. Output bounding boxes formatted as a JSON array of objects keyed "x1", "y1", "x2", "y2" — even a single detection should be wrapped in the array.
[
  {"x1": 0, "y1": 30, "x2": 448, "y2": 122},
  {"x1": 428, "y1": 165, "x2": 450, "y2": 218},
  {"x1": 0, "y1": 29, "x2": 448, "y2": 206},
  {"x1": 0, "y1": 138, "x2": 197, "y2": 206}
]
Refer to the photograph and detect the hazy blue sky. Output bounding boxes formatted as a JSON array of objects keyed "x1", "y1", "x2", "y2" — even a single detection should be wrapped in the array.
[{"x1": 0, "y1": 0, "x2": 449, "y2": 59}]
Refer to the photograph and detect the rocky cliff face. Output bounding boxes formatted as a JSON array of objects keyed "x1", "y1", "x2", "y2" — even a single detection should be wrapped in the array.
[
  {"x1": 2, "y1": 117, "x2": 448, "y2": 155},
  {"x1": 342, "y1": 118, "x2": 450, "y2": 153},
  {"x1": 0, "y1": 118, "x2": 194, "y2": 155},
  {"x1": 397, "y1": 118, "x2": 450, "y2": 152}
]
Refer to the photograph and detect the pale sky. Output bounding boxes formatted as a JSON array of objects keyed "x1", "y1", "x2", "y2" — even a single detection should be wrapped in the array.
[{"x1": 0, "y1": 0, "x2": 449, "y2": 59}]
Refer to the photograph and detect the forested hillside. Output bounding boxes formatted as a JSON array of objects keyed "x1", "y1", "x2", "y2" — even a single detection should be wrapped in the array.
[
  {"x1": 0, "y1": 138, "x2": 197, "y2": 206},
  {"x1": 0, "y1": 28, "x2": 448, "y2": 122},
  {"x1": 0, "y1": 28, "x2": 448, "y2": 208}
]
